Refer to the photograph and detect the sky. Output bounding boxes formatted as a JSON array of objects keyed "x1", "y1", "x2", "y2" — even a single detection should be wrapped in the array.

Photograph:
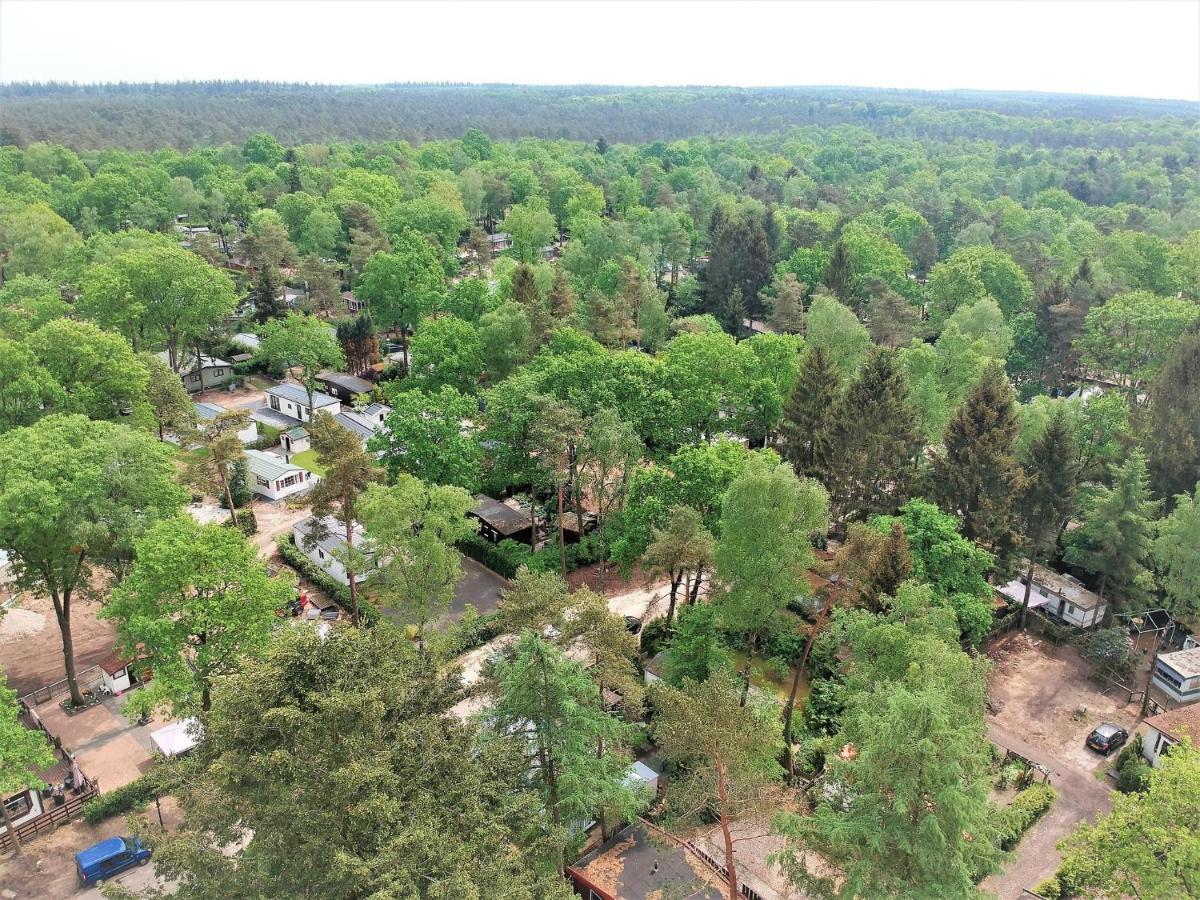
[{"x1": 2, "y1": 0, "x2": 1198, "y2": 102}]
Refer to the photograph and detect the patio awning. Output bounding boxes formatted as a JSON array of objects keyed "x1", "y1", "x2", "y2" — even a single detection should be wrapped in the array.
[{"x1": 150, "y1": 718, "x2": 202, "y2": 757}]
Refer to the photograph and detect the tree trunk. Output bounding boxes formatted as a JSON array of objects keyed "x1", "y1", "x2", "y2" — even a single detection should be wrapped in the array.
[
  {"x1": 1, "y1": 786, "x2": 24, "y2": 855},
  {"x1": 689, "y1": 565, "x2": 705, "y2": 605},
  {"x1": 221, "y1": 469, "x2": 240, "y2": 529},
  {"x1": 199, "y1": 632, "x2": 211, "y2": 712},
  {"x1": 50, "y1": 584, "x2": 85, "y2": 708},
  {"x1": 714, "y1": 756, "x2": 740, "y2": 900},
  {"x1": 557, "y1": 481, "x2": 567, "y2": 579},
  {"x1": 783, "y1": 595, "x2": 831, "y2": 744},
  {"x1": 665, "y1": 571, "x2": 682, "y2": 627},
  {"x1": 345, "y1": 517, "x2": 360, "y2": 627},
  {"x1": 1019, "y1": 558, "x2": 1036, "y2": 629}
]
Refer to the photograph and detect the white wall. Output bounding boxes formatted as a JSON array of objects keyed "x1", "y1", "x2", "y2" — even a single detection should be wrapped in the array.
[{"x1": 1142, "y1": 726, "x2": 1175, "y2": 767}]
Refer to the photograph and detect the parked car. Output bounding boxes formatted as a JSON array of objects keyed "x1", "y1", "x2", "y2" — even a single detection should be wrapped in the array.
[
  {"x1": 1086, "y1": 723, "x2": 1129, "y2": 755},
  {"x1": 76, "y1": 836, "x2": 151, "y2": 887}
]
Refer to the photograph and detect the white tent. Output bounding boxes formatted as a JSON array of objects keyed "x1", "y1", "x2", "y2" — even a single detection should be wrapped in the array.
[{"x1": 150, "y1": 717, "x2": 202, "y2": 757}]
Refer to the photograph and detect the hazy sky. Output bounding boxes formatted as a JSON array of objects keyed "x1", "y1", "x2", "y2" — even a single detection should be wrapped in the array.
[{"x1": 2, "y1": 0, "x2": 1198, "y2": 101}]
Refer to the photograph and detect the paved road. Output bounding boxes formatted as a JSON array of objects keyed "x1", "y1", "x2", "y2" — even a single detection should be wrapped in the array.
[{"x1": 981, "y1": 722, "x2": 1113, "y2": 899}]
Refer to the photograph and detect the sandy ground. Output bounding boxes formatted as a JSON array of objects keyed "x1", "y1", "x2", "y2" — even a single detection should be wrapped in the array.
[
  {"x1": 0, "y1": 594, "x2": 117, "y2": 699},
  {"x1": 193, "y1": 384, "x2": 267, "y2": 411},
  {"x1": 981, "y1": 632, "x2": 1129, "y2": 898},
  {"x1": 0, "y1": 796, "x2": 181, "y2": 899}
]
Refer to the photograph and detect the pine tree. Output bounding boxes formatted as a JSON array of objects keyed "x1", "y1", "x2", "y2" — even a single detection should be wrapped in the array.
[
  {"x1": 510, "y1": 262, "x2": 551, "y2": 346},
  {"x1": 719, "y1": 287, "x2": 747, "y2": 336},
  {"x1": 932, "y1": 361, "x2": 1024, "y2": 557},
  {"x1": 548, "y1": 267, "x2": 576, "y2": 318},
  {"x1": 823, "y1": 349, "x2": 922, "y2": 525},
  {"x1": 1145, "y1": 321, "x2": 1200, "y2": 500},
  {"x1": 768, "y1": 272, "x2": 807, "y2": 334},
  {"x1": 253, "y1": 266, "x2": 284, "y2": 324},
  {"x1": 1016, "y1": 408, "x2": 1078, "y2": 625},
  {"x1": 661, "y1": 603, "x2": 728, "y2": 685},
  {"x1": 1065, "y1": 451, "x2": 1158, "y2": 614},
  {"x1": 780, "y1": 344, "x2": 842, "y2": 479},
  {"x1": 823, "y1": 238, "x2": 854, "y2": 302},
  {"x1": 865, "y1": 521, "x2": 913, "y2": 608}
]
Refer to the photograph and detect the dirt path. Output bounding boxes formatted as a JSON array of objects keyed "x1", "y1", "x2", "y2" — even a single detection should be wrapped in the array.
[{"x1": 981, "y1": 723, "x2": 1114, "y2": 898}]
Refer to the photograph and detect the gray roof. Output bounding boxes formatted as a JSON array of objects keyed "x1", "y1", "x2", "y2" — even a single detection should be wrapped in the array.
[
  {"x1": 285, "y1": 426, "x2": 309, "y2": 439},
  {"x1": 294, "y1": 515, "x2": 367, "y2": 557},
  {"x1": 265, "y1": 382, "x2": 339, "y2": 409},
  {"x1": 334, "y1": 411, "x2": 377, "y2": 441},
  {"x1": 245, "y1": 448, "x2": 309, "y2": 482},
  {"x1": 362, "y1": 402, "x2": 391, "y2": 422},
  {"x1": 1029, "y1": 563, "x2": 1104, "y2": 610},
  {"x1": 317, "y1": 372, "x2": 374, "y2": 396},
  {"x1": 469, "y1": 497, "x2": 531, "y2": 535},
  {"x1": 155, "y1": 350, "x2": 231, "y2": 375},
  {"x1": 1159, "y1": 647, "x2": 1200, "y2": 680},
  {"x1": 194, "y1": 402, "x2": 225, "y2": 420},
  {"x1": 231, "y1": 332, "x2": 261, "y2": 350},
  {"x1": 571, "y1": 822, "x2": 726, "y2": 899}
]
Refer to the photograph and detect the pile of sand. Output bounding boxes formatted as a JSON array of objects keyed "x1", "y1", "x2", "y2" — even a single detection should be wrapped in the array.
[{"x1": 0, "y1": 606, "x2": 47, "y2": 642}]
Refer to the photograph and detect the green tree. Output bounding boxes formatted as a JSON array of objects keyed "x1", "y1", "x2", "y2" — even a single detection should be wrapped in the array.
[
  {"x1": 140, "y1": 626, "x2": 569, "y2": 898},
  {"x1": 661, "y1": 602, "x2": 729, "y2": 685},
  {"x1": 1065, "y1": 452, "x2": 1158, "y2": 614},
  {"x1": 1017, "y1": 408, "x2": 1079, "y2": 626},
  {"x1": 486, "y1": 632, "x2": 646, "y2": 864},
  {"x1": 101, "y1": 516, "x2": 292, "y2": 715},
  {"x1": 1154, "y1": 482, "x2": 1200, "y2": 619},
  {"x1": 780, "y1": 344, "x2": 842, "y2": 480},
  {"x1": 642, "y1": 505, "x2": 715, "y2": 626},
  {"x1": 28, "y1": 318, "x2": 148, "y2": 423},
  {"x1": 1053, "y1": 740, "x2": 1200, "y2": 899},
  {"x1": 1079, "y1": 290, "x2": 1200, "y2": 395},
  {"x1": 0, "y1": 338, "x2": 63, "y2": 434},
  {"x1": 0, "y1": 671, "x2": 56, "y2": 855},
  {"x1": 369, "y1": 386, "x2": 483, "y2": 491},
  {"x1": 502, "y1": 203, "x2": 557, "y2": 264},
  {"x1": 777, "y1": 584, "x2": 1000, "y2": 897},
  {"x1": 479, "y1": 300, "x2": 532, "y2": 382},
  {"x1": 767, "y1": 272, "x2": 807, "y2": 334},
  {"x1": 0, "y1": 415, "x2": 185, "y2": 706},
  {"x1": 357, "y1": 477, "x2": 475, "y2": 647},
  {"x1": 355, "y1": 236, "x2": 446, "y2": 373},
  {"x1": 823, "y1": 349, "x2": 922, "y2": 525},
  {"x1": 0, "y1": 273, "x2": 68, "y2": 338},
  {"x1": 143, "y1": 352, "x2": 195, "y2": 441},
  {"x1": 1144, "y1": 323, "x2": 1200, "y2": 499},
  {"x1": 79, "y1": 246, "x2": 237, "y2": 366},
  {"x1": 932, "y1": 361, "x2": 1024, "y2": 555},
  {"x1": 257, "y1": 313, "x2": 346, "y2": 414},
  {"x1": 0, "y1": 199, "x2": 80, "y2": 280},
  {"x1": 409, "y1": 314, "x2": 485, "y2": 394},
  {"x1": 715, "y1": 458, "x2": 829, "y2": 704},
  {"x1": 653, "y1": 673, "x2": 784, "y2": 900},
  {"x1": 822, "y1": 238, "x2": 854, "y2": 302},
  {"x1": 805, "y1": 292, "x2": 871, "y2": 379},
  {"x1": 306, "y1": 411, "x2": 386, "y2": 625},
  {"x1": 926, "y1": 245, "x2": 1032, "y2": 322},
  {"x1": 184, "y1": 409, "x2": 252, "y2": 529}
]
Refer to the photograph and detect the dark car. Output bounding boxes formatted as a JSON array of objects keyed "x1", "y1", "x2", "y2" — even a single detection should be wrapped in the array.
[
  {"x1": 1086, "y1": 723, "x2": 1129, "y2": 755},
  {"x1": 624, "y1": 615, "x2": 643, "y2": 634}
]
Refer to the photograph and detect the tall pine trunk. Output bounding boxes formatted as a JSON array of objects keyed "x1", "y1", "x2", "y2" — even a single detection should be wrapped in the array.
[
  {"x1": 345, "y1": 517, "x2": 360, "y2": 626},
  {"x1": 715, "y1": 755, "x2": 740, "y2": 900},
  {"x1": 50, "y1": 583, "x2": 85, "y2": 708}
]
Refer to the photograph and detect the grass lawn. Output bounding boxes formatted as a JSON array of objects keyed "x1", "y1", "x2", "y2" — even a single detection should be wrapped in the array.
[{"x1": 289, "y1": 448, "x2": 326, "y2": 476}]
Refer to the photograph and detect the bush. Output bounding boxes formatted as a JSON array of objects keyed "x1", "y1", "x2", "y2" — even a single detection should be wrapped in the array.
[
  {"x1": 639, "y1": 617, "x2": 673, "y2": 659},
  {"x1": 1033, "y1": 875, "x2": 1062, "y2": 899},
  {"x1": 82, "y1": 770, "x2": 170, "y2": 825},
  {"x1": 458, "y1": 533, "x2": 530, "y2": 579},
  {"x1": 996, "y1": 782, "x2": 1057, "y2": 850},
  {"x1": 1114, "y1": 736, "x2": 1150, "y2": 793},
  {"x1": 276, "y1": 533, "x2": 380, "y2": 625},
  {"x1": 234, "y1": 509, "x2": 258, "y2": 536},
  {"x1": 1082, "y1": 627, "x2": 1137, "y2": 680},
  {"x1": 436, "y1": 609, "x2": 505, "y2": 657}
]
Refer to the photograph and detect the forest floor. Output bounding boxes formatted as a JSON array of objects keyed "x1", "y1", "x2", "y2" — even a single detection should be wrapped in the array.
[{"x1": 981, "y1": 632, "x2": 1134, "y2": 898}]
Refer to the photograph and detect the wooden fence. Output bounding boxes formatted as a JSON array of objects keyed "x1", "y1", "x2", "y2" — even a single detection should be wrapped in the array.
[
  {"x1": 0, "y1": 783, "x2": 99, "y2": 853},
  {"x1": 19, "y1": 665, "x2": 102, "y2": 707}
]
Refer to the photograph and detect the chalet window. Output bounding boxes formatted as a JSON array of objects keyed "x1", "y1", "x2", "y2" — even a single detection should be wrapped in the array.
[
  {"x1": 1037, "y1": 586, "x2": 1047, "y2": 597},
  {"x1": 281, "y1": 474, "x2": 299, "y2": 488},
  {"x1": 214, "y1": 368, "x2": 224, "y2": 376},
  {"x1": 270, "y1": 395, "x2": 280, "y2": 412},
  {"x1": 256, "y1": 475, "x2": 270, "y2": 487},
  {"x1": 1067, "y1": 603, "x2": 1076, "y2": 614},
  {"x1": 318, "y1": 549, "x2": 325, "y2": 560}
]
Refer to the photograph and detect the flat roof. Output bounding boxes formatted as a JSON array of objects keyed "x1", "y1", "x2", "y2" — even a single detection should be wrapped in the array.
[
  {"x1": 317, "y1": 371, "x2": 374, "y2": 395},
  {"x1": 266, "y1": 382, "x2": 339, "y2": 408},
  {"x1": 1028, "y1": 563, "x2": 1104, "y2": 610},
  {"x1": 1159, "y1": 647, "x2": 1200, "y2": 680},
  {"x1": 469, "y1": 497, "x2": 531, "y2": 535}
]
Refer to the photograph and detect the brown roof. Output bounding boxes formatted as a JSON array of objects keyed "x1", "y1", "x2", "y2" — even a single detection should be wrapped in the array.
[
  {"x1": 97, "y1": 647, "x2": 134, "y2": 675},
  {"x1": 1145, "y1": 705, "x2": 1200, "y2": 744},
  {"x1": 469, "y1": 497, "x2": 530, "y2": 535}
]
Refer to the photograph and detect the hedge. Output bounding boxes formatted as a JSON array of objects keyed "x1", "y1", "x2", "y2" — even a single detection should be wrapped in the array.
[
  {"x1": 457, "y1": 532, "x2": 604, "y2": 580},
  {"x1": 276, "y1": 533, "x2": 380, "y2": 625},
  {"x1": 82, "y1": 770, "x2": 170, "y2": 825},
  {"x1": 438, "y1": 610, "x2": 506, "y2": 657},
  {"x1": 996, "y1": 782, "x2": 1057, "y2": 851}
]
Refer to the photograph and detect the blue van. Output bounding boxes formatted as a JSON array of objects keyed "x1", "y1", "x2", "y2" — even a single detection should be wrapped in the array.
[{"x1": 75, "y1": 836, "x2": 151, "y2": 887}]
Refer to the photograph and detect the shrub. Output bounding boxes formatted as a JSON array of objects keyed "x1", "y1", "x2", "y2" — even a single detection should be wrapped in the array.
[
  {"x1": 436, "y1": 608, "x2": 505, "y2": 658},
  {"x1": 1114, "y1": 735, "x2": 1150, "y2": 793},
  {"x1": 82, "y1": 770, "x2": 171, "y2": 825},
  {"x1": 458, "y1": 533, "x2": 530, "y2": 579},
  {"x1": 234, "y1": 509, "x2": 258, "y2": 536},
  {"x1": 639, "y1": 617, "x2": 672, "y2": 659},
  {"x1": 996, "y1": 782, "x2": 1057, "y2": 850},
  {"x1": 1082, "y1": 627, "x2": 1137, "y2": 680},
  {"x1": 276, "y1": 533, "x2": 380, "y2": 625},
  {"x1": 1033, "y1": 875, "x2": 1062, "y2": 899}
]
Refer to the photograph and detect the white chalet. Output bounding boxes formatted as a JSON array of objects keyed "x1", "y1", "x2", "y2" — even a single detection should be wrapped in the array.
[
  {"x1": 265, "y1": 383, "x2": 341, "y2": 423},
  {"x1": 245, "y1": 449, "x2": 317, "y2": 500},
  {"x1": 292, "y1": 515, "x2": 373, "y2": 586}
]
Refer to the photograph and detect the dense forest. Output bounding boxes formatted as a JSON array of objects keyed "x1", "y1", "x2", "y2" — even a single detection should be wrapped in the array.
[
  {"x1": 1, "y1": 82, "x2": 1198, "y2": 149},
  {"x1": 2, "y1": 88, "x2": 1200, "y2": 898}
]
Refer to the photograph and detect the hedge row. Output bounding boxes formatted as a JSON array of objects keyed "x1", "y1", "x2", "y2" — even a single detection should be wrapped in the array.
[
  {"x1": 996, "y1": 782, "x2": 1057, "y2": 851},
  {"x1": 457, "y1": 532, "x2": 604, "y2": 580},
  {"x1": 82, "y1": 770, "x2": 170, "y2": 825},
  {"x1": 439, "y1": 610, "x2": 506, "y2": 657},
  {"x1": 276, "y1": 533, "x2": 381, "y2": 625}
]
